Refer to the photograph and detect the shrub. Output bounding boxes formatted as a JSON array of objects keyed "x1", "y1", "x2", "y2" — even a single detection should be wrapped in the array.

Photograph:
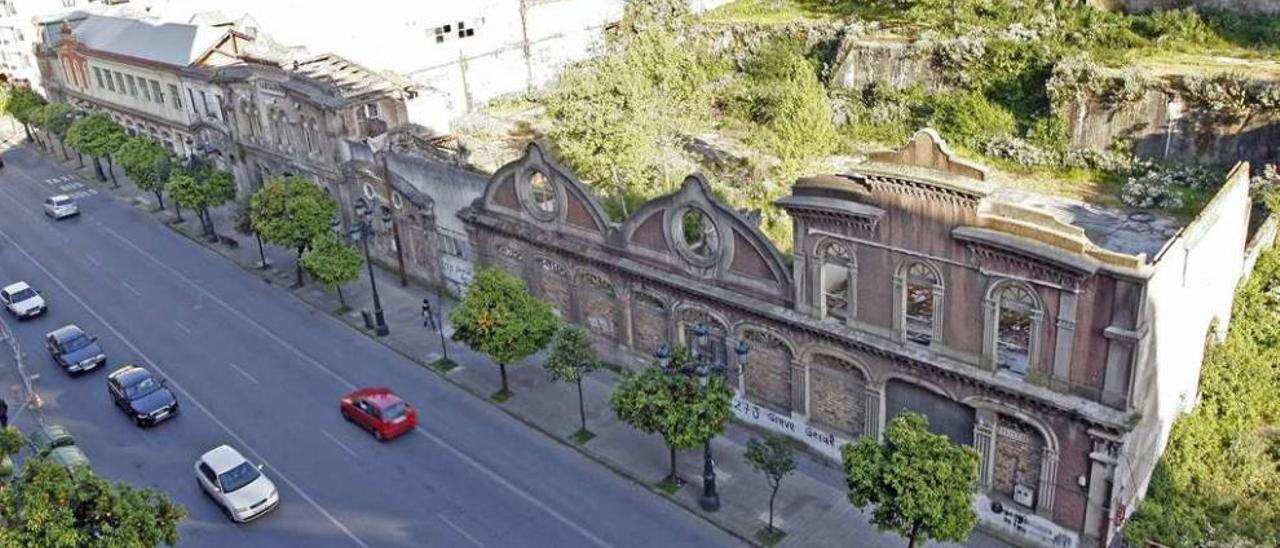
[
  {"x1": 927, "y1": 91, "x2": 1016, "y2": 149},
  {"x1": 983, "y1": 136, "x2": 1059, "y2": 167}
]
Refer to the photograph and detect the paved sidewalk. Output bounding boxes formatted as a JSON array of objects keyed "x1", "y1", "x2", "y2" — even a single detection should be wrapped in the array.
[{"x1": 36, "y1": 143, "x2": 1013, "y2": 548}]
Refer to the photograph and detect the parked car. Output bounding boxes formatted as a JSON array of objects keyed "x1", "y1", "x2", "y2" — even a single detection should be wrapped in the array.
[
  {"x1": 45, "y1": 324, "x2": 106, "y2": 375},
  {"x1": 339, "y1": 387, "x2": 417, "y2": 441},
  {"x1": 1, "y1": 281, "x2": 45, "y2": 319},
  {"x1": 107, "y1": 365, "x2": 178, "y2": 427},
  {"x1": 42, "y1": 195, "x2": 78, "y2": 219},
  {"x1": 195, "y1": 445, "x2": 279, "y2": 522},
  {"x1": 30, "y1": 424, "x2": 90, "y2": 471}
]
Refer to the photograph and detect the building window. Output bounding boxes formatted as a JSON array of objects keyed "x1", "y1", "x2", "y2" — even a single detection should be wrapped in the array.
[
  {"x1": 114, "y1": 72, "x2": 125, "y2": 94},
  {"x1": 819, "y1": 241, "x2": 854, "y2": 321},
  {"x1": 994, "y1": 282, "x2": 1039, "y2": 375},
  {"x1": 91, "y1": 66, "x2": 103, "y2": 88},
  {"x1": 168, "y1": 84, "x2": 181, "y2": 109},
  {"x1": 140, "y1": 78, "x2": 151, "y2": 101},
  {"x1": 359, "y1": 103, "x2": 380, "y2": 120},
  {"x1": 126, "y1": 75, "x2": 137, "y2": 97},
  {"x1": 200, "y1": 91, "x2": 211, "y2": 118},
  {"x1": 902, "y1": 261, "x2": 941, "y2": 346},
  {"x1": 104, "y1": 71, "x2": 115, "y2": 92},
  {"x1": 150, "y1": 80, "x2": 162, "y2": 103},
  {"x1": 187, "y1": 89, "x2": 198, "y2": 114}
]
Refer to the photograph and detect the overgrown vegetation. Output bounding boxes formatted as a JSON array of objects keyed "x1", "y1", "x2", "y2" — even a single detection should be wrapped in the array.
[{"x1": 1124, "y1": 241, "x2": 1280, "y2": 546}]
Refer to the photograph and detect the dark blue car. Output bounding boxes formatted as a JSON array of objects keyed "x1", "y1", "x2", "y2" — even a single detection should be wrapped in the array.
[
  {"x1": 107, "y1": 365, "x2": 179, "y2": 427},
  {"x1": 45, "y1": 324, "x2": 106, "y2": 375}
]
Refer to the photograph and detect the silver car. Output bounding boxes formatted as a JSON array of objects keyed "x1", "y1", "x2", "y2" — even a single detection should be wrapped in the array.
[
  {"x1": 195, "y1": 445, "x2": 280, "y2": 522},
  {"x1": 43, "y1": 195, "x2": 79, "y2": 219}
]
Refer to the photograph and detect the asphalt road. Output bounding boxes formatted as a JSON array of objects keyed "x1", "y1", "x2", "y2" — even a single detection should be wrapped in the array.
[{"x1": 0, "y1": 145, "x2": 741, "y2": 548}]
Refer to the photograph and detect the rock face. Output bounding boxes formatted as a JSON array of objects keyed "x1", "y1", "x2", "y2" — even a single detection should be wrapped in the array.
[
  {"x1": 829, "y1": 36, "x2": 941, "y2": 91},
  {"x1": 1103, "y1": 0, "x2": 1280, "y2": 14},
  {"x1": 1061, "y1": 85, "x2": 1280, "y2": 168}
]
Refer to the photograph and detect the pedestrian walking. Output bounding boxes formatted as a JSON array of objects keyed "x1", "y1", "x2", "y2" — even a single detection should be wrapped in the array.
[
  {"x1": 0, "y1": 397, "x2": 9, "y2": 428},
  {"x1": 422, "y1": 298, "x2": 435, "y2": 329}
]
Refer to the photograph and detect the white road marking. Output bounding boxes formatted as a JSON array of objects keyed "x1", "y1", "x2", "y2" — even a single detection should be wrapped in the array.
[
  {"x1": 173, "y1": 320, "x2": 193, "y2": 335},
  {"x1": 99, "y1": 225, "x2": 615, "y2": 548},
  {"x1": 438, "y1": 514, "x2": 485, "y2": 547},
  {"x1": 321, "y1": 430, "x2": 360, "y2": 460},
  {"x1": 0, "y1": 226, "x2": 371, "y2": 548},
  {"x1": 120, "y1": 280, "x2": 142, "y2": 297},
  {"x1": 85, "y1": 254, "x2": 100, "y2": 267},
  {"x1": 227, "y1": 362, "x2": 259, "y2": 385}
]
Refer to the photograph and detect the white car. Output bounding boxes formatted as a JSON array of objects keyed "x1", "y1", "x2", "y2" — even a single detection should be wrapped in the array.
[
  {"x1": 42, "y1": 195, "x2": 79, "y2": 219},
  {"x1": 195, "y1": 445, "x2": 280, "y2": 522},
  {"x1": 1, "y1": 281, "x2": 46, "y2": 319}
]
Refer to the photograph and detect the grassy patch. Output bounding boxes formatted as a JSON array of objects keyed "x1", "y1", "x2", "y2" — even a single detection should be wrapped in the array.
[
  {"x1": 490, "y1": 390, "x2": 512, "y2": 403},
  {"x1": 655, "y1": 476, "x2": 684, "y2": 495},
  {"x1": 755, "y1": 527, "x2": 786, "y2": 547},
  {"x1": 432, "y1": 358, "x2": 458, "y2": 373},
  {"x1": 333, "y1": 305, "x2": 351, "y2": 315},
  {"x1": 702, "y1": 0, "x2": 885, "y2": 24},
  {"x1": 569, "y1": 429, "x2": 595, "y2": 445}
]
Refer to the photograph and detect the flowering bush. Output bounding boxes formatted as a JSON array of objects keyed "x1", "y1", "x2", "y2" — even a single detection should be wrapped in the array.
[
  {"x1": 1251, "y1": 164, "x2": 1280, "y2": 204},
  {"x1": 1121, "y1": 163, "x2": 1226, "y2": 209},
  {"x1": 984, "y1": 136, "x2": 1059, "y2": 167},
  {"x1": 1063, "y1": 148, "x2": 1133, "y2": 172}
]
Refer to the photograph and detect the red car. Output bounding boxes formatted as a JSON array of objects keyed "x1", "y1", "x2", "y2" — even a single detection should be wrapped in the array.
[{"x1": 339, "y1": 388, "x2": 418, "y2": 441}]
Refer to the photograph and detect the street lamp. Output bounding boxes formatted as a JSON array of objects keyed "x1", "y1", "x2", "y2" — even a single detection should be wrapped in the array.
[
  {"x1": 657, "y1": 322, "x2": 749, "y2": 512},
  {"x1": 340, "y1": 197, "x2": 390, "y2": 336}
]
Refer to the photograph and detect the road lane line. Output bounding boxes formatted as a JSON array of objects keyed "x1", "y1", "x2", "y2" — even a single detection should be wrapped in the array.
[
  {"x1": 173, "y1": 320, "x2": 193, "y2": 335},
  {"x1": 85, "y1": 254, "x2": 100, "y2": 267},
  {"x1": 438, "y1": 514, "x2": 485, "y2": 547},
  {"x1": 320, "y1": 430, "x2": 360, "y2": 459},
  {"x1": 0, "y1": 227, "x2": 370, "y2": 548},
  {"x1": 120, "y1": 280, "x2": 142, "y2": 297},
  {"x1": 100, "y1": 224, "x2": 615, "y2": 548},
  {"x1": 227, "y1": 362, "x2": 259, "y2": 385}
]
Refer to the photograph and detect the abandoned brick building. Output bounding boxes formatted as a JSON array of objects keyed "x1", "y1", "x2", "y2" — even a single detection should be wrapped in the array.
[{"x1": 461, "y1": 130, "x2": 1255, "y2": 547}]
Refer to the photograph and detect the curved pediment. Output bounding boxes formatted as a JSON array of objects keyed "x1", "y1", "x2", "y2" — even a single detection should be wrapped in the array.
[
  {"x1": 482, "y1": 142, "x2": 613, "y2": 241},
  {"x1": 621, "y1": 174, "x2": 793, "y2": 297}
]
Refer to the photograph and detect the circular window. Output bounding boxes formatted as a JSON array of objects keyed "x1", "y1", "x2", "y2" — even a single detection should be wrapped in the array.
[
  {"x1": 521, "y1": 170, "x2": 559, "y2": 221},
  {"x1": 362, "y1": 183, "x2": 376, "y2": 200},
  {"x1": 391, "y1": 191, "x2": 404, "y2": 209},
  {"x1": 675, "y1": 207, "x2": 721, "y2": 265}
]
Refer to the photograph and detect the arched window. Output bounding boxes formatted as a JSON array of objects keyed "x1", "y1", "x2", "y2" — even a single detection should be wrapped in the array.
[
  {"x1": 902, "y1": 261, "x2": 942, "y2": 345},
  {"x1": 994, "y1": 283, "x2": 1040, "y2": 375},
  {"x1": 820, "y1": 241, "x2": 854, "y2": 321}
]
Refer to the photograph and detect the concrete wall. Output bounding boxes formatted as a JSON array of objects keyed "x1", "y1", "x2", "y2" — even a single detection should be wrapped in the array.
[
  {"x1": 1107, "y1": 0, "x2": 1280, "y2": 13},
  {"x1": 1115, "y1": 162, "x2": 1252, "y2": 539}
]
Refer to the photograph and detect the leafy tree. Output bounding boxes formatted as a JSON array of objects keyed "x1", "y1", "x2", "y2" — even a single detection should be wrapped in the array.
[
  {"x1": 745, "y1": 433, "x2": 800, "y2": 537},
  {"x1": 843, "y1": 412, "x2": 980, "y2": 548},
  {"x1": 450, "y1": 267, "x2": 558, "y2": 399},
  {"x1": 610, "y1": 346, "x2": 733, "y2": 484},
  {"x1": 37, "y1": 103, "x2": 74, "y2": 160},
  {"x1": 168, "y1": 167, "x2": 235, "y2": 240},
  {"x1": 233, "y1": 197, "x2": 269, "y2": 269},
  {"x1": 116, "y1": 137, "x2": 174, "y2": 210},
  {"x1": 543, "y1": 325, "x2": 600, "y2": 436},
  {"x1": 737, "y1": 38, "x2": 838, "y2": 165},
  {"x1": 301, "y1": 232, "x2": 363, "y2": 309},
  {"x1": 68, "y1": 112, "x2": 126, "y2": 185},
  {"x1": 250, "y1": 175, "x2": 338, "y2": 286},
  {"x1": 0, "y1": 457, "x2": 185, "y2": 547},
  {"x1": 1, "y1": 86, "x2": 45, "y2": 141}
]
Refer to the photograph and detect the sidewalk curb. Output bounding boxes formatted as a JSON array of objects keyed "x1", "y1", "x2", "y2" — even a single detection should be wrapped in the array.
[{"x1": 88, "y1": 163, "x2": 763, "y2": 546}]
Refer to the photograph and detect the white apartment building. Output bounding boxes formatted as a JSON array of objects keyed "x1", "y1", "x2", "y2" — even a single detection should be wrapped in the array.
[{"x1": 0, "y1": 0, "x2": 83, "y2": 91}]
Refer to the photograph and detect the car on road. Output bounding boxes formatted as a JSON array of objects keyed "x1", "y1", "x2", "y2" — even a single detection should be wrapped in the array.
[
  {"x1": 1, "y1": 281, "x2": 46, "y2": 319},
  {"x1": 339, "y1": 387, "x2": 417, "y2": 441},
  {"x1": 45, "y1": 324, "x2": 106, "y2": 375},
  {"x1": 42, "y1": 194, "x2": 79, "y2": 219},
  {"x1": 107, "y1": 365, "x2": 178, "y2": 427},
  {"x1": 30, "y1": 424, "x2": 91, "y2": 471},
  {"x1": 195, "y1": 445, "x2": 279, "y2": 522}
]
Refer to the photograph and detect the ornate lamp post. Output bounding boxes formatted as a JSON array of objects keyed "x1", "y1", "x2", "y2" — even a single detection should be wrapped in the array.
[
  {"x1": 337, "y1": 197, "x2": 390, "y2": 336},
  {"x1": 656, "y1": 322, "x2": 750, "y2": 512}
]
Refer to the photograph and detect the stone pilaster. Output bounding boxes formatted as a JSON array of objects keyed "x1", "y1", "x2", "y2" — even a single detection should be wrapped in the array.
[
  {"x1": 1084, "y1": 431, "x2": 1121, "y2": 545},
  {"x1": 1052, "y1": 292, "x2": 1078, "y2": 384},
  {"x1": 864, "y1": 386, "x2": 882, "y2": 441},
  {"x1": 619, "y1": 289, "x2": 634, "y2": 348},
  {"x1": 891, "y1": 273, "x2": 905, "y2": 343},
  {"x1": 793, "y1": 359, "x2": 809, "y2": 418},
  {"x1": 973, "y1": 409, "x2": 998, "y2": 488},
  {"x1": 1038, "y1": 448, "x2": 1060, "y2": 517}
]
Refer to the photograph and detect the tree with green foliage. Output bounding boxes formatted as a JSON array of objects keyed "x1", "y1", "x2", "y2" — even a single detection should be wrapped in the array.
[
  {"x1": 117, "y1": 136, "x2": 175, "y2": 210},
  {"x1": 250, "y1": 175, "x2": 337, "y2": 286},
  {"x1": 36, "y1": 103, "x2": 74, "y2": 161},
  {"x1": 543, "y1": 325, "x2": 600, "y2": 437},
  {"x1": 737, "y1": 38, "x2": 839, "y2": 166},
  {"x1": 1, "y1": 86, "x2": 45, "y2": 141},
  {"x1": 0, "y1": 457, "x2": 186, "y2": 547},
  {"x1": 745, "y1": 433, "x2": 799, "y2": 539},
  {"x1": 450, "y1": 267, "x2": 558, "y2": 400},
  {"x1": 0, "y1": 427, "x2": 22, "y2": 478},
  {"x1": 301, "y1": 232, "x2": 363, "y2": 309},
  {"x1": 68, "y1": 112, "x2": 126, "y2": 185},
  {"x1": 843, "y1": 412, "x2": 980, "y2": 548},
  {"x1": 193, "y1": 166, "x2": 236, "y2": 240},
  {"x1": 610, "y1": 346, "x2": 734, "y2": 485}
]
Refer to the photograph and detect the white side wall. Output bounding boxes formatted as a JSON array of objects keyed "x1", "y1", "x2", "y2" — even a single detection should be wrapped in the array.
[{"x1": 1116, "y1": 162, "x2": 1251, "y2": 528}]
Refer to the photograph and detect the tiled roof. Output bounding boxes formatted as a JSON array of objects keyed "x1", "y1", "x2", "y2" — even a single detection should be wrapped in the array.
[
  {"x1": 67, "y1": 15, "x2": 228, "y2": 67},
  {"x1": 289, "y1": 54, "x2": 401, "y2": 101}
]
